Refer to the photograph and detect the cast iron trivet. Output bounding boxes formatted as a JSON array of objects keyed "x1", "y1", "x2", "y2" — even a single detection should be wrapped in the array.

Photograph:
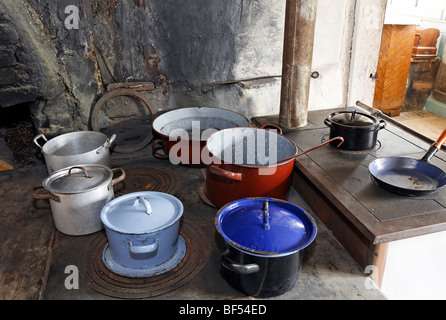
[
  {"x1": 198, "y1": 183, "x2": 217, "y2": 208},
  {"x1": 321, "y1": 134, "x2": 381, "y2": 154},
  {"x1": 113, "y1": 164, "x2": 178, "y2": 196},
  {"x1": 77, "y1": 220, "x2": 210, "y2": 299}
]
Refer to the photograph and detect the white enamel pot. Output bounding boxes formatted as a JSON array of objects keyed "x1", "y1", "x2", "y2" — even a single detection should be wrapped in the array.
[{"x1": 100, "y1": 191, "x2": 185, "y2": 277}]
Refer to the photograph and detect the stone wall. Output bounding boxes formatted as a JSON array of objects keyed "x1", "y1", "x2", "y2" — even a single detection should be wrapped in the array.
[
  {"x1": 0, "y1": 1, "x2": 382, "y2": 135},
  {"x1": 0, "y1": 0, "x2": 286, "y2": 135}
]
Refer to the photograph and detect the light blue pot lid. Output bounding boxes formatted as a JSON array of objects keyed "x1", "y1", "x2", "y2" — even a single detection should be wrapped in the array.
[
  {"x1": 101, "y1": 191, "x2": 183, "y2": 234},
  {"x1": 215, "y1": 198, "x2": 317, "y2": 256}
]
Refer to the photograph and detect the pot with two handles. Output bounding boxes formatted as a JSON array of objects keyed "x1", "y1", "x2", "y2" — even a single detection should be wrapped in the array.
[
  {"x1": 205, "y1": 125, "x2": 344, "y2": 208},
  {"x1": 32, "y1": 164, "x2": 125, "y2": 236},
  {"x1": 100, "y1": 191, "x2": 184, "y2": 277},
  {"x1": 215, "y1": 197, "x2": 317, "y2": 297},
  {"x1": 152, "y1": 107, "x2": 250, "y2": 167},
  {"x1": 324, "y1": 109, "x2": 386, "y2": 151},
  {"x1": 33, "y1": 131, "x2": 116, "y2": 174}
]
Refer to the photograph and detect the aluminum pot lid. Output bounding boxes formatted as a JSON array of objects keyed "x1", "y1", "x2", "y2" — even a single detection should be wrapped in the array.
[
  {"x1": 101, "y1": 191, "x2": 183, "y2": 234},
  {"x1": 215, "y1": 198, "x2": 317, "y2": 256},
  {"x1": 43, "y1": 165, "x2": 112, "y2": 194},
  {"x1": 330, "y1": 110, "x2": 377, "y2": 127}
]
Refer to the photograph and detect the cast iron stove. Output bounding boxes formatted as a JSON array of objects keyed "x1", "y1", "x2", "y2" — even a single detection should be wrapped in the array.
[{"x1": 254, "y1": 108, "x2": 446, "y2": 286}]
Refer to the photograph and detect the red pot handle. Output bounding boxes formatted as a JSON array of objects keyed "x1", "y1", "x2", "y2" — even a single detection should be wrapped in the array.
[
  {"x1": 261, "y1": 124, "x2": 283, "y2": 135},
  {"x1": 209, "y1": 165, "x2": 243, "y2": 182},
  {"x1": 151, "y1": 139, "x2": 169, "y2": 159}
]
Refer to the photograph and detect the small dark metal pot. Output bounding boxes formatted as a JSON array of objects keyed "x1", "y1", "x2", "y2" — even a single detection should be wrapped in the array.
[
  {"x1": 215, "y1": 197, "x2": 317, "y2": 297},
  {"x1": 324, "y1": 109, "x2": 386, "y2": 150}
]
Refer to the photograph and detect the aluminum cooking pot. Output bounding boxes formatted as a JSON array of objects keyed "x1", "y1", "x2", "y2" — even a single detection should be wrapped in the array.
[
  {"x1": 215, "y1": 197, "x2": 317, "y2": 297},
  {"x1": 100, "y1": 191, "x2": 184, "y2": 277},
  {"x1": 33, "y1": 131, "x2": 116, "y2": 174},
  {"x1": 32, "y1": 164, "x2": 125, "y2": 236},
  {"x1": 152, "y1": 107, "x2": 249, "y2": 167}
]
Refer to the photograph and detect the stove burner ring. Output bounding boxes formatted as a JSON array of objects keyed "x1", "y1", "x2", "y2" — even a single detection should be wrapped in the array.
[
  {"x1": 78, "y1": 220, "x2": 210, "y2": 299},
  {"x1": 321, "y1": 134, "x2": 381, "y2": 154},
  {"x1": 113, "y1": 164, "x2": 178, "y2": 196}
]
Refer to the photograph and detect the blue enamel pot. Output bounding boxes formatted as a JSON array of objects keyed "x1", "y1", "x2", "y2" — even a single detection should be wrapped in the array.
[
  {"x1": 100, "y1": 191, "x2": 184, "y2": 277},
  {"x1": 215, "y1": 197, "x2": 317, "y2": 297}
]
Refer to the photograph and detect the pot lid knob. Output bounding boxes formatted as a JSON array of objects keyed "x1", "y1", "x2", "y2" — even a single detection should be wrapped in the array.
[
  {"x1": 330, "y1": 109, "x2": 376, "y2": 126},
  {"x1": 133, "y1": 196, "x2": 153, "y2": 215},
  {"x1": 350, "y1": 110, "x2": 357, "y2": 121},
  {"x1": 263, "y1": 200, "x2": 270, "y2": 230}
]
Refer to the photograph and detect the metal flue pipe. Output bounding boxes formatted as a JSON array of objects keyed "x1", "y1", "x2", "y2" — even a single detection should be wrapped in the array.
[{"x1": 279, "y1": 0, "x2": 318, "y2": 129}]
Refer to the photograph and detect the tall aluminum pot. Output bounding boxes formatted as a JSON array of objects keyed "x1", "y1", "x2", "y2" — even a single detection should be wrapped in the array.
[
  {"x1": 32, "y1": 164, "x2": 125, "y2": 236},
  {"x1": 33, "y1": 131, "x2": 116, "y2": 174},
  {"x1": 205, "y1": 126, "x2": 298, "y2": 208},
  {"x1": 152, "y1": 107, "x2": 249, "y2": 167}
]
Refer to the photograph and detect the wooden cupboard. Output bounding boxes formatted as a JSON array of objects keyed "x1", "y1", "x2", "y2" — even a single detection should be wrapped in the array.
[{"x1": 373, "y1": 24, "x2": 416, "y2": 116}]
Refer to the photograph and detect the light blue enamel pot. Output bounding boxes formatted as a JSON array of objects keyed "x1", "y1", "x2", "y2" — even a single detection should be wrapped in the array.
[{"x1": 100, "y1": 191, "x2": 184, "y2": 277}]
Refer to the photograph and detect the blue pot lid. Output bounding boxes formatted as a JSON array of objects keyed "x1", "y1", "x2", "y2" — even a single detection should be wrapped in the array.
[
  {"x1": 101, "y1": 191, "x2": 183, "y2": 234},
  {"x1": 215, "y1": 198, "x2": 317, "y2": 256}
]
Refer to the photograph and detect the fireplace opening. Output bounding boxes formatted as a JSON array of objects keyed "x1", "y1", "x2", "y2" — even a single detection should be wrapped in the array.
[{"x1": 0, "y1": 103, "x2": 42, "y2": 169}]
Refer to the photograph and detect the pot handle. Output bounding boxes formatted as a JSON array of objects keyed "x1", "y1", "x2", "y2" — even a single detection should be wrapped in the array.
[
  {"x1": 261, "y1": 124, "x2": 283, "y2": 135},
  {"x1": 221, "y1": 249, "x2": 259, "y2": 274},
  {"x1": 323, "y1": 118, "x2": 332, "y2": 128},
  {"x1": 129, "y1": 240, "x2": 158, "y2": 255},
  {"x1": 96, "y1": 134, "x2": 116, "y2": 154},
  {"x1": 152, "y1": 139, "x2": 169, "y2": 159},
  {"x1": 209, "y1": 165, "x2": 243, "y2": 182},
  {"x1": 33, "y1": 133, "x2": 48, "y2": 149},
  {"x1": 67, "y1": 166, "x2": 93, "y2": 178},
  {"x1": 378, "y1": 119, "x2": 386, "y2": 130},
  {"x1": 109, "y1": 167, "x2": 126, "y2": 190},
  {"x1": 31, "y1": 184, "x2": 60, "y2": 202}
]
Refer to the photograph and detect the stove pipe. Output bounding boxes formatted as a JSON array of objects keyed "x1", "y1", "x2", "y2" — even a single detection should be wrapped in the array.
[{"x1": 279, "y1": 0, "x2": 318, "y2": 129}]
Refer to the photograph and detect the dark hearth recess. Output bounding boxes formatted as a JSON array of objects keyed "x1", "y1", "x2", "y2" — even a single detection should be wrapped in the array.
[{"x1": 0, "y1": 0, "x2": 169, "y2": 137}]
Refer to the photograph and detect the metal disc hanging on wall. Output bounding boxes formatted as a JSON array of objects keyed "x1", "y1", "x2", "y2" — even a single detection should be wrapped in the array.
[{"x1": 91, "y1": 85, "x2": 157, "y2": 153}]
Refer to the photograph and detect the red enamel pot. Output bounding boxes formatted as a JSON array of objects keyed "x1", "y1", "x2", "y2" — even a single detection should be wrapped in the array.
[
  {"x1": 151, "y1": 107, "x2": 249, "y2": 167},
  {"x1": 204, "y1": 126, "x2": 297, "y2": 208}
]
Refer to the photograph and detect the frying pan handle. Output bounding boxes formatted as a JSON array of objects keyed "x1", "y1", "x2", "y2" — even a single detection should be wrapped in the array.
[
  {"x1": 209, "y1": 165, "x2": 243, "y2": 182},
  {"x1": 421, "y1": 129, "x2": 446, "y2": 162},
  {"x1": 433, "y1": 129, "x2": 446, "y2": 149}
]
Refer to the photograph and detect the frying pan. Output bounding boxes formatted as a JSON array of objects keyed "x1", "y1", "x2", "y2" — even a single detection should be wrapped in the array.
[{"x1": 368, "y1": 129, "x2": 446, "y2": 196}]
